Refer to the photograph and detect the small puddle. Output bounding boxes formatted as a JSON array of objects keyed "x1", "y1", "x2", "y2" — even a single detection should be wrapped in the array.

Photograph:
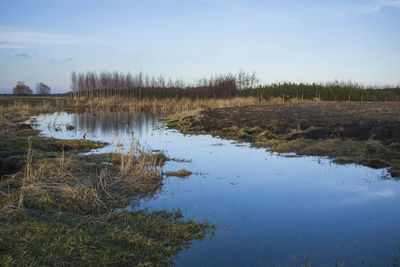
[{"x1": 32, "y1": 111, "x2": 400, "y2": 266}]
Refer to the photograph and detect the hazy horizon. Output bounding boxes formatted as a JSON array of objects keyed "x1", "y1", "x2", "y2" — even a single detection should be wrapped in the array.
[{"x1": 1, "y1": 0, "x2": 400, "y2": 93}]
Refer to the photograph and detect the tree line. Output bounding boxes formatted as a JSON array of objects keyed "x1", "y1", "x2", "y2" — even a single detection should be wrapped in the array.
[
  {"x1": 70, "y1": 71, "x2": 259, "y2": 99},
  {"x1": 11, "y1": 72, "x2": 400, "y2": 102},
  {"x1": 241, "y1": 81, "x2": 400, "y2": 102},
  {"x1": 71, "y1": 71, "x2": 400, "y2": 102}
]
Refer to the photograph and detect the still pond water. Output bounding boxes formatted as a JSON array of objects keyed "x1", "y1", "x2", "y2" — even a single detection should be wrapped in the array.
[{"x1": 32, "y1": 111, "x2": 400, "y2": 266}]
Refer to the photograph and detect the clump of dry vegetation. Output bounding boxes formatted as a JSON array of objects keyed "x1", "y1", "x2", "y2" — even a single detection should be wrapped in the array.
[{"x1": 165, "y1": 168, "x2": 193, "y2": 178}]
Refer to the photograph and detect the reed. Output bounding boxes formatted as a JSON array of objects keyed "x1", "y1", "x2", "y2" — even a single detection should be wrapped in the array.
[{"x1": 67, "y1": 96, "x2": 269, "y2": 114}]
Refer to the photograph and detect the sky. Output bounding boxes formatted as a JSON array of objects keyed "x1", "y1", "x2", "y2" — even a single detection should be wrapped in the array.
[{"x1": 0, "y1": 0, "x2": 400, "y2": 93}]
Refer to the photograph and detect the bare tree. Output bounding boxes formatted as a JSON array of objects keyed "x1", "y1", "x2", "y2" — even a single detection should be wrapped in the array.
[
  {"x1": 12, "y1": 81, "x2": 33, "y2": 95},
  {"x1": 71, "y1": 72, "x2": 78, "y2": 98},
  {"x1": 35, "y1": 82, "x2": 51, "y2": 95},
  {"x1": 236, "y1": 71, "x2": 259, "y2": 90}
]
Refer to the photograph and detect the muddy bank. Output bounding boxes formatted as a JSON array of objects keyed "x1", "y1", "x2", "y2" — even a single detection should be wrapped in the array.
[{"x1": 168, "y1": 102, "x2": 400, "y2": 177}]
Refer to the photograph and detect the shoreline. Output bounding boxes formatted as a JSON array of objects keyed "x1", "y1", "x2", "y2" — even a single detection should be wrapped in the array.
[{"x1": 166, "y1": 102, "x2": 400, "y2": 177}]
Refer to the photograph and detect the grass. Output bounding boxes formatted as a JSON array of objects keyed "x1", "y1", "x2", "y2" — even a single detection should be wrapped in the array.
[
  {"x1": 0, "y1": 96, "x2": 72, "y2": 108},
  {"x1": 0, "y1": 211, "x2": 209, "y2": 266},
  {"x1": 0, "y1": 98, "x2": 213, "y2": 266},
  {"x1": 1, "y1": 135, "x2": 105, "y2": 151},
  {"x1": 64, "y1": 96, "x2": 268, "y2": 114}
]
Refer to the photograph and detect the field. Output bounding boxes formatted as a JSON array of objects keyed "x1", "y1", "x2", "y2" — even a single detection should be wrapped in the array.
[
  {"x1": 168, "y1": 102, "x2": 400, "y2": 177},
  {"x1": 0, "y1": 95, "x2": 72, "y2": 107}
]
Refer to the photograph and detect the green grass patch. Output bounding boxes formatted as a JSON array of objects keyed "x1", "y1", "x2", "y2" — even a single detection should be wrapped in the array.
[
  {"x1": 0, "y1": 97, "x2": 72, "y2": 108},
  {"x1": 0, "y1": 210, "x2": 211, "y2": 266},
  {"x1": 0, "y1": 135, "x2": 105, "y2": 152}
]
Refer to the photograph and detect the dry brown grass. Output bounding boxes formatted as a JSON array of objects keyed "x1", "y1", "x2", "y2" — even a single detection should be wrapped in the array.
[
  {"x1": 64, "y1": 96, "x2": 331, "y2": 116},
  {"x1": 67, "y1": 96, "x2": 268, "y2": 114},
  {"x1": 0, "y1": 136, "x2": 165, "y2": 220}
]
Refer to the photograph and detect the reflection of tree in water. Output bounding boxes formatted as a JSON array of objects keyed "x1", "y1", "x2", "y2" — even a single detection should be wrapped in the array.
[{"x1": 71, "y1": 112, "x2": 160, "y2": 140}]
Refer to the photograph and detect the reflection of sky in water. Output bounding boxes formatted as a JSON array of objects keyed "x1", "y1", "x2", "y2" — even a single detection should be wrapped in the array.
[{"x1": 33, "y1": 112, "x2": 400, "y2": 266}]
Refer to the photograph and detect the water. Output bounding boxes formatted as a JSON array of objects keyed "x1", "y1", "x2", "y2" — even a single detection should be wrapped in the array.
[{"x1": 32, "y1": 111, "x2": 400, "y2": 266}]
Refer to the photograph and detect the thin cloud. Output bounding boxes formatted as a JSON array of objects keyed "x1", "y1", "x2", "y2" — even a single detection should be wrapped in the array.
[
  {"x1": 0, "y1": 30, "x2": 78, "y2": 45},
  {"x1": 378, "y1": 0, "x2": 400, "y2": 8},
  {"x1": 0, "y1": 28, "x2": 105, "y2": 48},
  {"x1": 354, "y1": 0, "x2": 400, "y2": 13},
  {"x1": 0, "y1": 41, "x2": 29, "y2": 49},
  {"x1": 64, "y1": 57, "x2": 73, "y2": 62},
  {"x1": 311, "y1": 0, "x2": 400, "y2": 17},
  {"x1": 356, "y1": 0, "x2": 400, "y2": 13},
  {"x1": 13, "y1": 53, "x2": 30, "y2": 58}
]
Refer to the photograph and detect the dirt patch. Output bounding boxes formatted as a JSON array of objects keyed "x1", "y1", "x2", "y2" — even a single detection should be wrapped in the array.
[
  {"x1": 0, "y1": 148, "x2": 25, "y2": 179},
  {"x1": 168, "y1": 102, "x2": 400, "y2": 177}
]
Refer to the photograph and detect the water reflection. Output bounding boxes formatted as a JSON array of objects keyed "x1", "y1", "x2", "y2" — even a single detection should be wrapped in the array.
[
  {"x1": 33, "y1": 111, "x2": 400, "y2": 266},
  {"x1": 41, "y1": 111, "x2": 162, "y2": 154}
]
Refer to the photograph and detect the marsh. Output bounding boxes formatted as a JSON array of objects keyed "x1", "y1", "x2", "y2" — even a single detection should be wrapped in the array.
[{"x1": 30, "y1": 109, "x2": 400, "y2": 266}]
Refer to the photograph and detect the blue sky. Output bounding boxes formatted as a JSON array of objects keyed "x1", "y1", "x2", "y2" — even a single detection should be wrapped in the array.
[{"x1": 1, "y1": 0, "x2": 400, "y2": 93}]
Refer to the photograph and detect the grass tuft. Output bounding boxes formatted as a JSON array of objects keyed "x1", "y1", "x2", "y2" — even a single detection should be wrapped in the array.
[{"x1": 165, "y1": 169, "x2": 193, "y2": 178}]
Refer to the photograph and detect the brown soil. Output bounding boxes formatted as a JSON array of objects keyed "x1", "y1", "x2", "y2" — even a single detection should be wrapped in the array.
[{"x1": 168, "y1": 102, "x2": 400, "y2": 177}]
